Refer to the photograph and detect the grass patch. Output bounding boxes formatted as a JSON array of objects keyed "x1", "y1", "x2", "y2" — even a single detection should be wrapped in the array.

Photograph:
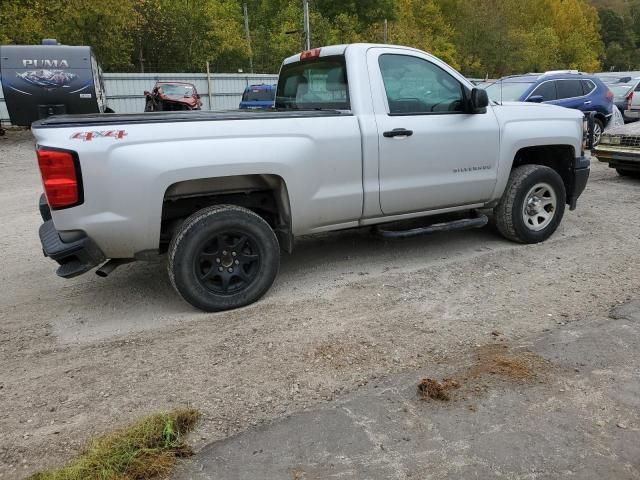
[{"x1": 31, "y1": 408, "x2": 200, "y2": 480}]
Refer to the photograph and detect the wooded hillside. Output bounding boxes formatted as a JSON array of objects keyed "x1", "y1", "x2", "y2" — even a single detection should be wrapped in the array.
[{"x1": 0, "y1": 0, "x2": 636, "y2": 75}]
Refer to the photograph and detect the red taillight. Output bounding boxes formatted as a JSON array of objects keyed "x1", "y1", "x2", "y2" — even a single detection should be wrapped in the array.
[
  {"x1": 37, "y1": 148, "x2": 82, "y2": 209},
  {"x1": 300, "y1": 48, "x2": 321, "y2": 60},
  {"x1": 627, "y1": 91, "x2": 634, "y2": 103},
  {"x1": 607, "y1": 89, "x2": 614, "y2": 101}
]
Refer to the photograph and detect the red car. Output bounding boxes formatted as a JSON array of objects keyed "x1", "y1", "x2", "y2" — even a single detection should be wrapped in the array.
[{"x1": 144, "y1": 81, "x2": 202, "y2": 111}]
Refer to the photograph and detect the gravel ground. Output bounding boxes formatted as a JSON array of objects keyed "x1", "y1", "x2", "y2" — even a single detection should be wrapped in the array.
[{"x1": 1, "y1": 129, "x2": 639, "y2": 478}]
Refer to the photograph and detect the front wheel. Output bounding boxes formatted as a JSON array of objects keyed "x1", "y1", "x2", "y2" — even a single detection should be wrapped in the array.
[
  {"x1": 494, "y1": 165, "x2": 566, "y2": 244},
  {"x1": 168, "y1": 205, "x2": 280, "y2": 311}
]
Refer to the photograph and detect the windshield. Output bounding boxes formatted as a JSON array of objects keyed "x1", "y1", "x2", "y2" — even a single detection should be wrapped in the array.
[
  {"x1": 609, "y1": 84, "x2": 633, "y2": 98},
  {"x1": 485, "y1": 81, "x2": 534, "y2": 102},
  {"x1": 242, "y1": 88, "x2": 275, "y2": 102},
  {"x1": 276, "y1": 56, "x2": 349, "y2": 110},
  {"x1": 158, "y1": 83, "x2": 194, "y2": 96}
]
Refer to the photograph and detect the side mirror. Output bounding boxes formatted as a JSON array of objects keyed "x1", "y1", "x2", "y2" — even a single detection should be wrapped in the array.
[
  {"x1": 143, "y1": 90, "x2": 150, "y2": 96},
  {"x1": 527, "y1": 95, "x2": 544, "y2": 103},
  {"x1": 470, "y1": 87, "x2": 488, "y2": 113},
  {"x1": 195, "y1": 93, "x2": 201, "y2": 99}
]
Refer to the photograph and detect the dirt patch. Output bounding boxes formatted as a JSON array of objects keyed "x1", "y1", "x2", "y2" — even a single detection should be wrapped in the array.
[
  {"x1": 418, "y1": 378, "x2": 460, "y2": 401},
  {"x1": 3, "y1": 132, "x2": 640, "y2": 479},
  {"x1": 468, "y1": 344, "x2": 548, "y2": 381},
  {"x1": 307, "y1": 340, "x2": 377, "y2": 368},
  {"x1": 417, "y1": 343, "x2": 550, "y2": 402}
]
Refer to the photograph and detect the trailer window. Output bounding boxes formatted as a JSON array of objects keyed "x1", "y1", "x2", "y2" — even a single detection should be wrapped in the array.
[{"x1": 276, "y1": 56, "x2": 349, "y2": 110}]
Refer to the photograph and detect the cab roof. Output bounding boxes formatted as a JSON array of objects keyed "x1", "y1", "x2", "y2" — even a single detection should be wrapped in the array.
[{"x1": 281, "y1": 43, "x2": 429, "y2": 66}]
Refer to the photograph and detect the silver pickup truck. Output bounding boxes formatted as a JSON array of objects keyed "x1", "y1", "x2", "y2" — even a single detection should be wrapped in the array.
[{"x1": 33, "y1": 43, "x2": 591, "y2": 311}]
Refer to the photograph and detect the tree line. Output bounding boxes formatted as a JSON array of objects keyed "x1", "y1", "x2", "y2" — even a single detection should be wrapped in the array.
[{"x1": 0, "y1": 0, "x2": 636, "y2": 76}]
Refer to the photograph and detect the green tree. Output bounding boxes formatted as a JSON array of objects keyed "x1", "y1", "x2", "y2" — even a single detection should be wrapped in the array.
[
  {"x1": 388, "y1": 0, "x2": 458, "y2": 68},
  {"x1": 135, "y1": 0, "x2": 248, "y2": 73},
  {"x1": 0, "y1": 0, "x2": 136, "y2": 71}
]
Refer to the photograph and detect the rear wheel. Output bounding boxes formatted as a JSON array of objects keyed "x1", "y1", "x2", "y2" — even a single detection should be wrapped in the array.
[
  {"x1": 592, "y1": 118, "x2": 604, "y2": 146},
  {"x1": 494, "y1": 165, "x2": 566, "y2": 243},
  {"x1": 168, "y1": 205, "x2": 280, "y2": 312}
]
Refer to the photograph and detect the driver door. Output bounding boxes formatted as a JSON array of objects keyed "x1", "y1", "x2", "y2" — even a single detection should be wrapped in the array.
[{"x1": 367, "y1": 48, "x2": 501, "y2": 215}]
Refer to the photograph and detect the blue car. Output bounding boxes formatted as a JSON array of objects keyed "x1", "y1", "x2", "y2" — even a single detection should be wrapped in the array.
[
  {"x1": 485, "y1": 71, "x2": 614, "y2": 145},
  {"x1": 239, "y1": 84, "x2": 276, "y2": 110}
]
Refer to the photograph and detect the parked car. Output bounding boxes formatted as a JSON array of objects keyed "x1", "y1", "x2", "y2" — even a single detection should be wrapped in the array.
[
  {"x1": 594, "y1": 121, "x2": 640, "y2": 177},
  {"x1": 239, "y1": 84, "x2": 276, "y2": 109},
  {"x1": 606, "y1": 80, "x2": 640, "y2": 122},
  {"x1": 473, "y1": 80, "x2": 495, "y2": 89},
  {"x1": 595, "y1": 71, "x2": 640, "y2": 85},
  {"x1": 619, "y1": 80, "x2": 640, "y2": 123},
  {"x1": 32, "y1": 43, "x2": 590, "y2": 312},
  {"x1": 144, "y1": 81, "x2": 202, "y2": 111},
  {"x1": 595, "y1": 74, "x2": 640, "y2": 122},
  {"x1": 485, "y1": 71, "x2": 613, "y2": 145}
]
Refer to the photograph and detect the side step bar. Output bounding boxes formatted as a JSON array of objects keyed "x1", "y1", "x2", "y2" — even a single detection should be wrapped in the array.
[{"x1": 375, "y1": 215, "x2": 488, "y2": 239}]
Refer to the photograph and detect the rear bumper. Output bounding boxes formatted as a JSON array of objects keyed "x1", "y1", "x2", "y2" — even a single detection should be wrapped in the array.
[
  {"x1": 38, "y1": 194, "x2": 105, "y2": 278},
  {"x1": 569, "y1": 155, "x2": 590, "y2": 210}
]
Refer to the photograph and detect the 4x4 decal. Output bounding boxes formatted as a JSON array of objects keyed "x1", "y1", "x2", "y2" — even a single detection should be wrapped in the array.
[{"x1": 70, "y1": 130, "x2": 127, "y2": 141}]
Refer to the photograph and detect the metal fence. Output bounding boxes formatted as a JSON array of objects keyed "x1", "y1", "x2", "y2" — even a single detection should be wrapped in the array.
[{"x1": 0, "y1": 72, "x2": 279, "y2": 124}]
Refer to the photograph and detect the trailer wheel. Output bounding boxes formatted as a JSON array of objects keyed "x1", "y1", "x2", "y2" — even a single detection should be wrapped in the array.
[{"x1": 168, "y1": 205, "x2": 280, "y2": 312}]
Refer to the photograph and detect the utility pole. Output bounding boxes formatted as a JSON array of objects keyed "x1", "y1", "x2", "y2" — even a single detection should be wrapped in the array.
[
  {"x1": 139, "y1": 47, "x2": 145, "y2": 73},
  {"x1": 206, "y1": 61, "x2": 213, "y2": 111},
  {"x1": 243, "y1": 3, "x2": 254, "y2": 74},
  {"x1": 383, "y1": 18, "x2": 388, "y2": 44},
  {"x1": 303, "y1": 0, "x2": 311, "y2": 51}
]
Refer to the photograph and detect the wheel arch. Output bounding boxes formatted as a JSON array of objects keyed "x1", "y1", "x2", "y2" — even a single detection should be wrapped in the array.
[
  {"x1": 160, "y1": 174, "x2": 293, "y2": 253},
  {"x1": 511, "y1": 144, "x2": 576, "y2": 205}
]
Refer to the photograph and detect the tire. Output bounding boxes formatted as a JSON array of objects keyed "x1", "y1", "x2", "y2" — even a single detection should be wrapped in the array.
[
  {"x1": 144, "y1": 100, "x2": 154, "y2": 112},
  {"x1": 168, "y1": 205, "x2": 280, "y2": 312},
  {"x1": 494, "y1": 165, "x2": 566, "y2": 244},
  {"x1": 616, "y1": 168, "x2": 640, "y2": 178},
  {"x1": 592, "y1": 118, "x2": 604, "y2": 147}
]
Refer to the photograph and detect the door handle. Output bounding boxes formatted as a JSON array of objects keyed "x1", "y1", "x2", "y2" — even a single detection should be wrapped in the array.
[
  {"x1": 383, "y1": 128, "x2": 413, "y2": 138},
  {"x1": 584, "y1": 100, "x2": 592, "y2": 105}
]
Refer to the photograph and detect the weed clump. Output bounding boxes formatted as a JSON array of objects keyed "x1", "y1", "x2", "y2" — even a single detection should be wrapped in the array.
[
  {"x1": 418, "y1": 378, "x2": 460, "y2": 401},
  {"x1": 30, "y1": 408, "x2": 200, "y2": 480}
]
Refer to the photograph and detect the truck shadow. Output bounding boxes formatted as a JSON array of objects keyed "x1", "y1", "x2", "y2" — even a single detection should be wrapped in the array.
[{"x1": 47, "y1": 222, "x2": 580, "y2": 343}]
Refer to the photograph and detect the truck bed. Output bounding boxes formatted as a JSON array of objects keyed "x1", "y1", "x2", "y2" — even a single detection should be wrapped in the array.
[{"x1": 31, "y1": 109, "x2": 349, "y2": 128}]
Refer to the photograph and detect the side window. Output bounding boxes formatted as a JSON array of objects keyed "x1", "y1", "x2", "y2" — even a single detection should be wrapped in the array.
[
  {"x1": 634, "y1": 82, "x2": 640, "y2": 93},
  {"x1": 581, "y1": 80, "x2": 595, "y2": 95},
  {"x1": 378, "y1": 54, "x2": 465, "y2": 114},
  {"x1": 530, "y1": 81, "x2": 557, "y2": 101},
  {"x1": 556, "y1": 80, "x2": 584, "y2": 99}
]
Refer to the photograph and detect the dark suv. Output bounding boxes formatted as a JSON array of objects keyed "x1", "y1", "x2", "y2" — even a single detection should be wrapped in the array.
[{"x1": 485, "y1": 71, "x2": 613, "y2": 145}]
